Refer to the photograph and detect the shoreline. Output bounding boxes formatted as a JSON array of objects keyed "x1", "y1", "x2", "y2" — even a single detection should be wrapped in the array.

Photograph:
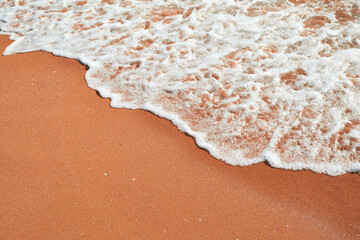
[{"x1": 1, "y1": 35, "x2": 359, "y2": 239}]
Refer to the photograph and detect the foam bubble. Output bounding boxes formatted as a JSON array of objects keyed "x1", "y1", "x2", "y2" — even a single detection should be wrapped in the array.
[{"x1": 1, "y1": 0, "x2": 359, "y2": 175}]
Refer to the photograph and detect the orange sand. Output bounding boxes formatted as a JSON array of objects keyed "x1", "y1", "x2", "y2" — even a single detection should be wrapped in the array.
[{"x1": 0, "y1": 35, "x2": 359, "y2": 239}]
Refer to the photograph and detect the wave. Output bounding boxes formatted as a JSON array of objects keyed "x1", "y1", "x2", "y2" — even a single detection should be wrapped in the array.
[{"x1": 1, "y1": 0, "x2": 359, "y2": 175}]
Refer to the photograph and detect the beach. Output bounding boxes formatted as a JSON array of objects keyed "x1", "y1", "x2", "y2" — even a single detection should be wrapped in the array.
[{"x1": 1, "y1": 35, "x2": 359, "y2": 239}]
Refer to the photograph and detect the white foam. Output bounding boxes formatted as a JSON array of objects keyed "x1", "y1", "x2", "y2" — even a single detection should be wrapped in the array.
[{"x1": 1, "y1": 0, "x2": 359, "y2": 175}]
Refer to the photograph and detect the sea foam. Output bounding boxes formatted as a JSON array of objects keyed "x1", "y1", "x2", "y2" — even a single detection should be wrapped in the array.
[{"x1": 1, "y1": 0, "x2": 359, "y2": 175}]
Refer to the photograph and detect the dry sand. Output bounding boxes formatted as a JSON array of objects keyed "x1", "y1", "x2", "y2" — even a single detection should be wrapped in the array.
[{"x1": 1, "y1": 35, "x2": 359, "y2": 239}]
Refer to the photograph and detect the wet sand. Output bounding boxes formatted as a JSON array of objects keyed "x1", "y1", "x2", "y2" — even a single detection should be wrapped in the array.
[{"x1": 0, "y1": 35, "x2": 359, "y2": 239}]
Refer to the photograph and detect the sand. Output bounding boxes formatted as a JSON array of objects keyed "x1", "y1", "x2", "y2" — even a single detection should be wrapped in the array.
[{"x1": 0, "y1": 35, "x2": 359, "y2": 239}]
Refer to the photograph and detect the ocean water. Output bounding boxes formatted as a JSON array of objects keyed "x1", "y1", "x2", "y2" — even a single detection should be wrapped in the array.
[{"x1": 1, "y1": 0, "x2": 359, "y2": 175}]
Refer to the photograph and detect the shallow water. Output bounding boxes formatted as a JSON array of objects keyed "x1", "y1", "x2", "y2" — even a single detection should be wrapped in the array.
[{"x1": 1, "y1": 0, "x2": 359, "y2": 175}]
